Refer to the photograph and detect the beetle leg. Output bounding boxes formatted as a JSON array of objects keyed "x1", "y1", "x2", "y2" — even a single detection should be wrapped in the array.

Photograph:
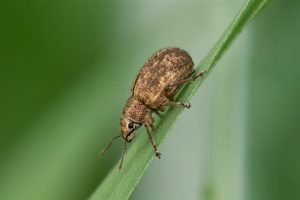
[
  {"x1": 144, "y1": 114, "x2": 161, "y2": 158},
  {"x1": 165, "y1": 90, "x2": 176, "y2": 101},
  {"x1": 153, "y1": 110, "x2": 163, "y2": 117},
  {"x1": 164, "y1": 101, "x2": 191, "y2": 109},
  {"x1": 166, "y1": 69, "x2": 207, "y2": 89},
  {"x1": 145, "y1": 123, "x2": 161, "y2": 158}
]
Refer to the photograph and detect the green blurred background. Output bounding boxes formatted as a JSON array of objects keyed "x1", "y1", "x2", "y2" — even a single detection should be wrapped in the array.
[{"x1": 0, "y1": 1, "x2": 299, "y2": 200}]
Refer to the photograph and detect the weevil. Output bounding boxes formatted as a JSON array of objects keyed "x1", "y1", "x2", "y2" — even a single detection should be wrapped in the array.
[{"x1": 100, "y1": 47, "x2": 207, "y2": 169}]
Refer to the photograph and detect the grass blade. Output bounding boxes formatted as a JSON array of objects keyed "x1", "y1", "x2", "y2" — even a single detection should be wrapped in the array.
[{"x1": 89, "y1": 0, "x2": 270, "y2": 199}]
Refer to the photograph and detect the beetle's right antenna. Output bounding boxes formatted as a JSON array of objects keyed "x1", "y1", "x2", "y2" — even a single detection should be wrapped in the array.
[
  {"x1": 118, "y1": 140, "x2": 127, "y2": 171},
  {"x1": 99, "y1": 135, "x2": 121, "y2": 156}
]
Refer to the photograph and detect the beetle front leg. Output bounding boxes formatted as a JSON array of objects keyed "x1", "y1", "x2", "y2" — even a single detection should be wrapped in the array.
[
  {"x1": 145, "y1": 124, "x2": 161, "y2": 158},
  {"x1": 153, "y1": 109, "x2": 163, "y2": 118},
  {"x1": 144, "y1": 114, "x2": 161, "y2": 158}
]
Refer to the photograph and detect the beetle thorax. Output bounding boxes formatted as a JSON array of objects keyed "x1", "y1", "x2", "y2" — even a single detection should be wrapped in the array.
[
  {"x1": 120, "y1": 96, "x2": 150, "y2": 141},
  {"x1": 122, "y1": 97, "x2": 150, "y2": 122}
]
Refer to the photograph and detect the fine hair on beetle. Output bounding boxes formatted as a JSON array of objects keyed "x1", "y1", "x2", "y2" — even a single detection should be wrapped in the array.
[{"x1": 100, "y1": 47, "x2": 207, "y2": 170}]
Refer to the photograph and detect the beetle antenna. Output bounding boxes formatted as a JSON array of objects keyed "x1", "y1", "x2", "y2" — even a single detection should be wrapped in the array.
[
  {"x1": 118, "y1": 140, "x2": 127, "y2": 171},
  {"x1": 99, "y1": 135, "x2": 121, "y2": 156}
]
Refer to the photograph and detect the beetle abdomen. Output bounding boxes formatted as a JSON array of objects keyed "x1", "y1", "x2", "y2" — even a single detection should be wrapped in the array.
[{"x1": 132, "y1": 48, "x2": 194, "y2": 108}]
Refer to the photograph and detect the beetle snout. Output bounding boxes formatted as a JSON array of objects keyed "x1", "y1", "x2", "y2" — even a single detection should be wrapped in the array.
[
  {"x1": 126, "y1": 138, "x2": 133, "y2": 143},
  {"x1": 125, "y1": 133, "x2": 135, "y2": 143}
]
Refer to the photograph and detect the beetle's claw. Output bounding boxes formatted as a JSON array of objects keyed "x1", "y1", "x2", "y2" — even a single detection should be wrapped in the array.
[
  {"x1": 184, "y1": 103, "x2": 191, "y2": 109},
  {"x1": 155, "y1": 151, "x2": 161, "y2": 159}
]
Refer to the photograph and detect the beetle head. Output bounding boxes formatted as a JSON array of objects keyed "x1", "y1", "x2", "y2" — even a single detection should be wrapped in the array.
[{"x1": 120, "y1": 117, "x2": 142, "y2": 142}]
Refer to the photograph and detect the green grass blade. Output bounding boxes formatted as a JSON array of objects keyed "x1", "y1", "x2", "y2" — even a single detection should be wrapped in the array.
[{"x1": 89, "y1": 0, "x2": 270, "y2": 199}]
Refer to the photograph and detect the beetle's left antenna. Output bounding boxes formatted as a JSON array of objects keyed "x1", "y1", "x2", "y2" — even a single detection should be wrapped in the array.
[
  {"x1": 99, "y1": 135, "x2": 121, "y2": 156},
  {"x1": 118, "y1": 140, "x2": 127, "y2": 171}
]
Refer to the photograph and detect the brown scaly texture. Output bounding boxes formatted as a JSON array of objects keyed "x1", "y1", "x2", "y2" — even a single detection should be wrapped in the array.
[
  {"x1": 132, "y1": 47, "x2": 195, "y2": 109},
  {"x1": 122, "y1": 97, "x2": 150, "y2": 123}
]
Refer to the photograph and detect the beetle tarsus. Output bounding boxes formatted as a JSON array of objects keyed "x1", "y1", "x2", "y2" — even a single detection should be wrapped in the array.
[
  {"x1": 155, "y1": 151, "x2": 161, "y2": 159},
  {"x1": 183, "y1": 103, "x2": 191, "y2": 109},
  {"x1": 193, "y1": 69, "x2": 207, "y2": 80},
  {"x1": 164, "y1": 101, "x2": 191, "y2": 109}
]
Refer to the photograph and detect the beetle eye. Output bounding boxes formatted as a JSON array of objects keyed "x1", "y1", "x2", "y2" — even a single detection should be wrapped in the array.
[{"x1": 128, "y1": 122, "x2": 134, "y2": 129}]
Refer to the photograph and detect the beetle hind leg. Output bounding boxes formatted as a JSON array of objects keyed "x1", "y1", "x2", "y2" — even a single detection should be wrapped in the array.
[
  {"x1": 166, "y1": 69, "x2": 207, "y2": 89},
  {"x1": 153, "y1": 109, "x2": 163, "y2": 117},
  {"x1": 162, "y1": 69, "x2": 208, "y2": 110},
  {"x1": 162, "y1": 89, "x2": 192, "y2": 110}
]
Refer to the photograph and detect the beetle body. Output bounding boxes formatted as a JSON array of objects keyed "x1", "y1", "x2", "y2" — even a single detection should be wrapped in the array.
[
  {"x1": 120, "y1": 48, "x2": 197, "y2": 144},
  {"x1": 101, "y1": 47, "x2": 206, "y2": 170}
]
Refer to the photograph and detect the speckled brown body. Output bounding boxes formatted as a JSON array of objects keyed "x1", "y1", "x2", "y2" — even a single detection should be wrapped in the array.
[
  {"x1": 120, "y1": 47, "x2": 204, "y2": 149},
  {"x1": 132, "y1": 48, "x2": 195, "y2": 110},
  {"x1": 102, "y1": 47, "x2": 206, "y2": 169}
]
